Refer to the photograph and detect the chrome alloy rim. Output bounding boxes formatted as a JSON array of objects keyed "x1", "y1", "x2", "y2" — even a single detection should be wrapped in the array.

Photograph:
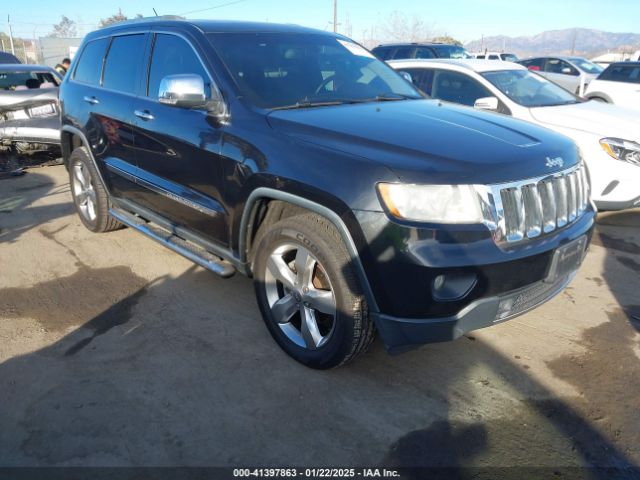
[
  {"x1": 71, "y1": 160, "x2": 97, "y2": 222},
  {"x1": 264, "y1": 243, "x2": 337, "y2": 350}
]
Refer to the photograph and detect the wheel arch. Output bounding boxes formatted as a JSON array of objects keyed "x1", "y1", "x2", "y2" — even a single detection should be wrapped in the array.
[
  {"x1": 239, "y1": 187, "x2": 380, "y2": 313},
  {"x1": 61, "y1": 125, "x2": 111, "y2": 195}
]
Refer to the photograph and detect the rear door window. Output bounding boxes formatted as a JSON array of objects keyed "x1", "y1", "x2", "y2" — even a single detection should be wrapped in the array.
[
  {"x1": 102, "y1": 34, "x2": 147, "y2": 93},
  {"x1": 392, "y1": 47, "x2": 415, "y2": 59},
  {"x1": 147, "y1": 34, "x2": 211, "y2": 98},
  {"x1": 73, "y1": 38, "x2": 109, "y2": 85}
]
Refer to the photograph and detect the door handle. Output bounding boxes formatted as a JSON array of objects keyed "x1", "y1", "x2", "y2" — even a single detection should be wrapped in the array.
[
  {"x1": 83, "y1": 96, "x2": 99, "y2": 105},
  {"x1": 134, "y1": 109, "x2": 154, "y2": 121}
]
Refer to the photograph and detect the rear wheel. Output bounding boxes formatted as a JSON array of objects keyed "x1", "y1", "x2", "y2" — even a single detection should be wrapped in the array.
[
  {"x1": 252, "y1": 213, "x2": 375, "y2": 369},
  {"x1": 69, "y1": 147, "x2": 121, "y2": 233}
]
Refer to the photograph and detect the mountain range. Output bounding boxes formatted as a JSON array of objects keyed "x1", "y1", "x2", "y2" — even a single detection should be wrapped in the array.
[{"x1": 465, "y1": 28, "x2": 640, "y2": 58}]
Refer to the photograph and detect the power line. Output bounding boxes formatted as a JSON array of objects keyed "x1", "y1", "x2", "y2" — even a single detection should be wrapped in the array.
[{"x1": 179, "y1": 0, "x2": 249, "y2": 16}]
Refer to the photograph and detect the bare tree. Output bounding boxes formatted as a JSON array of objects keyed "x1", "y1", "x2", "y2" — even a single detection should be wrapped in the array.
[
  {"x1": 379, "y1": 11, "x2": 432, "y2": 43},
  {"x1": 48, "y1": 16, "x2": 77, "y2": 38},
  {"x1": 99, "y1": 9, "x2": 143, "y2": 28}
]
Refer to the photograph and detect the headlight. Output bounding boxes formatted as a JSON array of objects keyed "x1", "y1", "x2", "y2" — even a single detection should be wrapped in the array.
[
  {"x1": 377, "y1": 183, "x2": 485, "y2": 223},
  {"x1": 600, "y1": 138, "x2": 640, "y2": 166}
]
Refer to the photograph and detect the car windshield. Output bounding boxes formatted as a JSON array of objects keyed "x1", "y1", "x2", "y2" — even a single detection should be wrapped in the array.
[
  {"x1": 0, "y1": 70, "x2": 60, "y2": 90},
  {"x1": 435, "y1": 45, "x2": 472, "y2": 59},
  {"x1": 207, "y1": 33, "x2": 422, "y2": 109},
  {"x1": 570, "y1": 58, "x2": 603, "y2": 74},
  {"x1": 482, "y1": 69, "x2": 579, "y2": 107}
]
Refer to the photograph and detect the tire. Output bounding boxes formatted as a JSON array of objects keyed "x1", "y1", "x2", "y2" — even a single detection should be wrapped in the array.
[
  {"x1": 252, "y1": 213, "x2": 375, "y2": 369},
  {"x1": 68, "y1": 146, "x2": 122, "y2": 233}
]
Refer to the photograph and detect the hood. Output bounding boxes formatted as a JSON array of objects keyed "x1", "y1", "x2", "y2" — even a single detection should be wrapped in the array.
[
  {"x1": 267, "y1": 99, "x2": 578, "y2": 184},
  {"x1": 530, "y1": 101, "x2": 640, "y2": 141}
]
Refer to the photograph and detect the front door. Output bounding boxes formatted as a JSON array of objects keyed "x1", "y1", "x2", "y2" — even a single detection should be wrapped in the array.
[{"x1": 130, "y1": 31, "x2": 229, "y2": 246}]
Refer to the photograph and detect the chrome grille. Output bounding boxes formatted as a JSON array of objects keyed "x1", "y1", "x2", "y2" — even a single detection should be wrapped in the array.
[{"x1": 487, "y1": 164, "x2": 590, "y2": 245}]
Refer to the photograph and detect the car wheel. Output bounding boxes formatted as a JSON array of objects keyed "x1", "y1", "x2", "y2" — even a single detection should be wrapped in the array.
[
  {"x1": 252, "y1": 213, "x2": 375, "y2": 369},
  {"x1": 69, "y1": 146, "x2": 122, "y2": 233}
]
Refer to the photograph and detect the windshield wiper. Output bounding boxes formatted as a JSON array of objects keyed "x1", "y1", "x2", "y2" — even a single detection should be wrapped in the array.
[
  {"x1": 270, "y1": 100, "x2": 352, "y2": 111},
  {"x1": 371, "y1": 93, "x2": 420, "y2": 101}
]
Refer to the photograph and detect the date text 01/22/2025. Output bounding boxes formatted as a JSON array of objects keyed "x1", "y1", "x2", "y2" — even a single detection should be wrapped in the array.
[{"x1": 232, "y1": 468, "x2": 400, "y2": 478}]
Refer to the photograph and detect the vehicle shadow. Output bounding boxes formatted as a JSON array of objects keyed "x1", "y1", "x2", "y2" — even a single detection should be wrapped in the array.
[
  {"x1": 0, "y1": 169, "x2": 73, "y2": 245},
  {"x1": 1, "y1": 221, "x2": 638, "y2": 478}
]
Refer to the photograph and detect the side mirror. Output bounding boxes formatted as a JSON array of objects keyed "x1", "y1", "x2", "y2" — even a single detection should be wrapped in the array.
[
  {"x1": 398, "y1": 71, "x2": 413, "y2": 83},
  {"x1": 561, "y1": 67, "x2": 573, "y2": 75},
  {"x1": 158, "y1": 73, "x2": 226, "y2": 116},
  {"x1": 158, "y1": 74, "x2": 208, "y2": 108},
  {"x1": 474, "y1": 96, "x2": 499, "y2": 111}
]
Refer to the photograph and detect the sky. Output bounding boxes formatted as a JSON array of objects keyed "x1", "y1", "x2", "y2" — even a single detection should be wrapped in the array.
[{"x1": 2, "y1": 0, "x2": 640, "y2": 45}]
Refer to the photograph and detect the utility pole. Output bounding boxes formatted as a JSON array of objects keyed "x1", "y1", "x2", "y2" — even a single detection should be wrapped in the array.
[
  {"x1": 7, "y1": 15, "x2": 16, "y2": 55},
  {"x1": 333, "y1": 0, "x2": 337, "y2": 33}
]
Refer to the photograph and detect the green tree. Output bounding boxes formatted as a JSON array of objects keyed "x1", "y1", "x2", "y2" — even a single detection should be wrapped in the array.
[
  {"x1": 431, "y1": 35, "x2": 463, "y2": 47},
  {"x1": 48, "y1": 15, "x2": 77, "y2": 38}
]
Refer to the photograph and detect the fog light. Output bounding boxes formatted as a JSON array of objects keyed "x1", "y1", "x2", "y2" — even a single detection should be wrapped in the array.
[
  {"x1": 496, "y1": 297, "x2": 515, "y2": 320},
  {"x1": 432, "y1": 273, "x2": 477, "y2": 302}
]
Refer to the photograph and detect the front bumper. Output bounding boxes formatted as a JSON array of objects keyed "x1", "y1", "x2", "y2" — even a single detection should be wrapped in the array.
[
  {"x1": 0, "y1": 116, "x2": 61, "y2": 145},
  {"x1": 374, "y1": 271, "x2": 576, "y2": 354}
]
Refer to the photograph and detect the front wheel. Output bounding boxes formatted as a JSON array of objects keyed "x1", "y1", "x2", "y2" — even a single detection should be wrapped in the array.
[{"x1": 252, "y1": 213, "x2": 375, "y2": 369}]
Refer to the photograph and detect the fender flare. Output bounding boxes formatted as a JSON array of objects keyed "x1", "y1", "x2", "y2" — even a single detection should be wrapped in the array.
[
  {"x1": 61, "y1": 125, "x2": 113, "y2": 195},
  {"x1": 239, "y1": 187, "x2": 380, "y2": 313}
]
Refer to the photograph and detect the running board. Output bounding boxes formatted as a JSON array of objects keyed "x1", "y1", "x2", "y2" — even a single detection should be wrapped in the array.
[{"x1": 109, "y1": 207, "x2": 236, "y2": 278}]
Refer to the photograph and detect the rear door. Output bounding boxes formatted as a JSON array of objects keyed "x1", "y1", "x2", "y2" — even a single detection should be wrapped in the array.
[
  {"x1": 65, "y1": 34, "x2": 147, "y2": 199},
  {"x1": 130, "y1": 31, "x2": 229, "y2": 246}
]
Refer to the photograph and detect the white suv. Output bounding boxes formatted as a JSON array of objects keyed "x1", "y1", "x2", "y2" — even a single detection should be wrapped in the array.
[{"x1": 585, "y1": 62, "x2": 640, "y2": 109}]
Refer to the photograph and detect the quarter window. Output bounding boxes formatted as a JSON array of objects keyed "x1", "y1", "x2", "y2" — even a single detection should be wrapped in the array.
[
  {"x1": 404, "y1": 68, "x2": 435, "y2": 96},
  {"x1": 147, "y1": 34, "x2": 211, "y2": 98},
  {"x1": 73, "y1": 38, "x2": 109, "y2": 85},
  {"x1": 102, "y1": 34, "x2": 146, "y2": 93}
]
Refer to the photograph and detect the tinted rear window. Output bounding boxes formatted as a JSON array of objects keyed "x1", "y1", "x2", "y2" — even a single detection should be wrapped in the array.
[
  {"x1": 74, "y1": 38, "x2": 109, "y2": 85},
  {"x1": 103, "y1": 34, "x2": 146, "y2": 93},
  {"x1": 600, "y1": 65, "x2": 640, "y2": 84},
  {"x1": 371, "y1": 47, "x2": 393, "y2": 60}
]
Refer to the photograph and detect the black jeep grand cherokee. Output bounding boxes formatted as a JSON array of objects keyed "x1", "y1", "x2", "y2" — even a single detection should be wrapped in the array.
[{"x1": 59, "y1": 19, "x2": 595, "y2": 368}]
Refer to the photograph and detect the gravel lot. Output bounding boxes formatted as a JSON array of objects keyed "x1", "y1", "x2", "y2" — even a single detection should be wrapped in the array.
[{"x1": 0, "y1": 165, "x2": 639, "y2": 476}]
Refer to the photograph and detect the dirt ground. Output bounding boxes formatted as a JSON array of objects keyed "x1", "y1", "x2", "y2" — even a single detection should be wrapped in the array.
[{"x1": 0, "y1": 165, "x2": 639, "y2": 477}]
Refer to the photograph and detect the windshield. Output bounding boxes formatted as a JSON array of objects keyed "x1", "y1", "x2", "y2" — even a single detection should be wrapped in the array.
[
  {"x1": 207, "y1": 33, "x2": 422, "y2": 109},
  {"x1": 570, "y1": 58, "x2": 603, "y2": 74},
  {"x1": 482, "y1": 69, "x2": 579, "y2": 107},
  {"x1": 0, "y1": 71, "x2": 60, "y2": 90}
]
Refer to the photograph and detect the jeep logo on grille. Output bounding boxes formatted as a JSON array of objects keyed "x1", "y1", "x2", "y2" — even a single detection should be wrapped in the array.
[{"x1": 545, "y1": 156, "x2": 564, "y2": 168}]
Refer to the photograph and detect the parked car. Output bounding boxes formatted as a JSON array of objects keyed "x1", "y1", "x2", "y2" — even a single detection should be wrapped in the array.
[
  {"x1": 584, "y1": 62, "x2": 640, "y2": 108},
  {"x1": 371, "y1": 42, "x2": 472, "y2": 60},
  {"x1": 389, "y1": 58, "x2": 640, "y2": 210},
  {"x1": 0, "y1": 64, "x2": 62, "y2": 154},
  {"x1": 518, "y1": 56, "x2": 603, "y2": 94},
  {"x1": 60, "y1": 19, "x2": 594, "y2": 368},
  {"x1": 0, "y1": 52, "x2": 21, "y2": 64},
  {"x1": 471, "y1": 51, "x2": 518, "y2": 62}
]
